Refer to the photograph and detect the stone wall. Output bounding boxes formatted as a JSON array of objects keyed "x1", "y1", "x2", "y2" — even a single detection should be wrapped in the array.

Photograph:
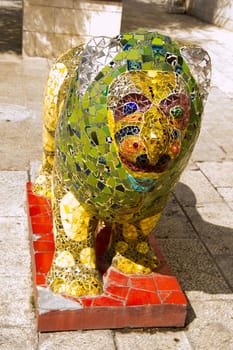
[
  {"x1": 167, "y1": 0, "x2": 186, "y2": 14},
  {"x1": 186, "y1": 0, "x2": 233, "y2": 30},
  {"x1": 23, "y1": 0, "x2": 122, "y2": 57}
]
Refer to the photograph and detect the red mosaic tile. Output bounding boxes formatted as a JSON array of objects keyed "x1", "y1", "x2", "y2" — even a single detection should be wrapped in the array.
[
  {"x1": 31, "y1": 216, "x2": 53, "y2": 233},
  {"x1": 29, "y1": 204, "x2": 52, "y2": 217},
  {"x1": 27, "y1": 182, "x2": 33, "y2": 192},
  {"x1": 35, "y1": 252, "x2": 54, "y2": 273},
  {"x1": 163, "y1": 291, "x2": 187, "y2": 305},
  {"x1": 105, "y1": 268, "x2": 129, "y2": 286},
  {"x1": 31, "y1": 222, "x2": 53, "y2": 234},
  {"x1": 33, "y1": 240, "x2": 55, "y2": 252},
  {"x1": 105, "y1": 284, "x2": 129, "y2": 300},
  {"x1": 130, "y1": 275, "x2": 156, "y2": 292},
  {"x1": 81, "y1": 298, "x2": 93, "y2": 307},
  {"x1": 26, "y1": 182, "x2": 188, "y2": 331},
  {"x1": 159, "y1": 291, "x2": 172, "y2": 302},
  {"x1": 155, "y1": 275, "x2": 181, "y2": 291},
  {"x1": 126, "y1": 289, "x2": 160, "y2": 306},
  {"x1": 28, "y1": 192, "x2": 50, "y2": 205},
  {"x1": 92, "y1": 296, "x2": 124, "y2": 307},
  {"x1": 36, "y1": 273, "x2": 47, "y2": 286}
]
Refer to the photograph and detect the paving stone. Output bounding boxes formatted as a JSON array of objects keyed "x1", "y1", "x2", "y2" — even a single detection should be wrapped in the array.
[
  {"x1": 191, "y1": 127, "x2": 226, "y2": 162},
  {"x1": 0, "y1": 103, "x2": 33, "y2": 122},
  {"x1": 175, "y1": 169, "x2": 221, "y2": 206},
  {"x1": 202, "y1": 87, "x2": 233, "y2": 127},
  {"x1": 0, "y1": 56, "x2": 23, "y2": 77},
  {"x1": 191, "y1": 86, "x2": 233, "y2": 162},
  {"x1": 155, "y1": 194, "x2": 197, "y2": 239},
  {"x1": 38, "y1": 330, "x2": 115, "y2": 350},
  {"x1": 0, "y1": 171, "x2": 28, "y2": 216},
  {"x1": 199, "y1": 43, "x2": 233, "y2": 99},
  {"x1": 184, "y1": 202, "x2": 233, "y2": 256},
  {"x1": 217, "y1": 186, "x2": 233, "y2": 203},
  {"x1": 22, "y1": 56, "x2": 51, "y2": 75},
  {"x1": 114, "y1": 330, "x2": 192, "y2": 350},
  {"x1": 157, "y1": 238, "x2": 231, "y2": 294},
  {"x1": 0, "y1": 275, "x2": 35, "y2": 327},
  {"x1": 1, "y1": 122, "x2": 36, "y2": 170},
  {"x1": 0, "y1": 80, "x2": 27, "y2": 106},
  {"x1": 0, "y1": 216, "x2": 29, "y2": 240},
  {"x1": 0, "y1": 237, "x2": 31, "y2": 275},
  {"x1": 186, "y1": 298, "x2": 233, "y2": 350},
  {"x1": 0, "y1": 55, "x2": 48, "y2": 107},
  {"x1": 187, "y1": 290, "x2": 233, "y2": 300},
  {"x1": 203, "y1": 123, "x2": 233, "y2": 157},
  {"x1": 198, "y1": 161, "x2": 233, "y2": 187},
  {"x1": 0, "y1": 117, "x2": 43, "y2": 170},
  {"x1": 215, "y1": 255, "x2": 233, "y2": 290},
  {"x1": 0, "y1": 327, "x2": 37, "y2": 350},
  {"x1": 217, "y1": 187, "x2": 233, "y2": 203}
]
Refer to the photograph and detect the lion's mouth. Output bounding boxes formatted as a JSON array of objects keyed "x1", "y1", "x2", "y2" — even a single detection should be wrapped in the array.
[{"x1": 119, "y1": 153, "x2": 171, "y2": 173}]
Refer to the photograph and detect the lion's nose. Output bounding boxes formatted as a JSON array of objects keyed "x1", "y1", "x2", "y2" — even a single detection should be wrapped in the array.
[
  {"x1": 141, "y1": 106, "x2": 170, "y2": 166},
  {"x1": 136, "y1": 154, "x2": 149, "y2": 167}
]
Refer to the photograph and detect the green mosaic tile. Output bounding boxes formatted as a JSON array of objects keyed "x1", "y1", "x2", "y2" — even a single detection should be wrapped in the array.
[{"x1": 142, "y1": 62, "x2": 154, "y2": 70}]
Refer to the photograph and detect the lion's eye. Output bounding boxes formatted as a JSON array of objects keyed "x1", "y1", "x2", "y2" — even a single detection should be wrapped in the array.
[
  {"x1": 123, "y1": 102, "x2": 138, "y2": 116},
  {"x1": 159, "y1": 93, "x2": 190, "y2": 129},
  {"x1": 170, "y1": 105, "x2": 183, "y2": 118},
  {"x1": 113, "y1": 93, "x2": 152, "y2": 122}
]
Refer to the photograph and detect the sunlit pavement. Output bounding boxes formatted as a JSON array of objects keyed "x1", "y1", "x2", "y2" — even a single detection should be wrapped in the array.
[{"x1": 0, "y1": 1, "x2": 233, "y2": 349}]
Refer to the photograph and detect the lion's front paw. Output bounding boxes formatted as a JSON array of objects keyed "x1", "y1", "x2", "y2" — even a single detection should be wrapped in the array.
[
  {"x1": 47, "y1": 265, "x2": 103, "y2": 297},
  {"x1": 112, "y1": 253, "x2": 160, "y2": 274}
]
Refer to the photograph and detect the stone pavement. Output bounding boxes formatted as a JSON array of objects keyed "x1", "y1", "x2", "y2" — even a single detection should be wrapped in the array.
[{"x1": 0, "y1": 1, "x2": 233, "y2": 349}]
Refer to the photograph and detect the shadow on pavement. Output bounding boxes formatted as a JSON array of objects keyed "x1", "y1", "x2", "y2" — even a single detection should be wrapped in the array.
[
  {"x1": 157, "y1": 182, "x2": 233, "y2": 295},
  {"x1": 123, "y1": 182, "x2": 233, "y2": 331}
]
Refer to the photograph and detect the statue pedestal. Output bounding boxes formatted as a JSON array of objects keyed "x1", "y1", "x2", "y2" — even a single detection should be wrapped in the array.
[{"x1": 26, "y1": 182, "x2": 187, "y2": 332}]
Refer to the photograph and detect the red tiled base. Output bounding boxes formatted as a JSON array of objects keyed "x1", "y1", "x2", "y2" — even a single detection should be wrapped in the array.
[{"x1": 26, "y1": 182, "x2": 187, "y2": 331}]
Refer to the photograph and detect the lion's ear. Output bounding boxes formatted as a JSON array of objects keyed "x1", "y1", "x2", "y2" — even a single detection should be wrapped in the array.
[
  {"x1": 180, "y1": 46, "x2": 211, "y2": 104},
  {"x1": 79, "y1": 36, "x2": 121, "y2": 96}
]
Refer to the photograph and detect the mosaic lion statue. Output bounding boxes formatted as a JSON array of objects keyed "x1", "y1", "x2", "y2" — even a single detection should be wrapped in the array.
[{"x1": 34, "y1": 31, "x2": 211, "y2": 297}]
